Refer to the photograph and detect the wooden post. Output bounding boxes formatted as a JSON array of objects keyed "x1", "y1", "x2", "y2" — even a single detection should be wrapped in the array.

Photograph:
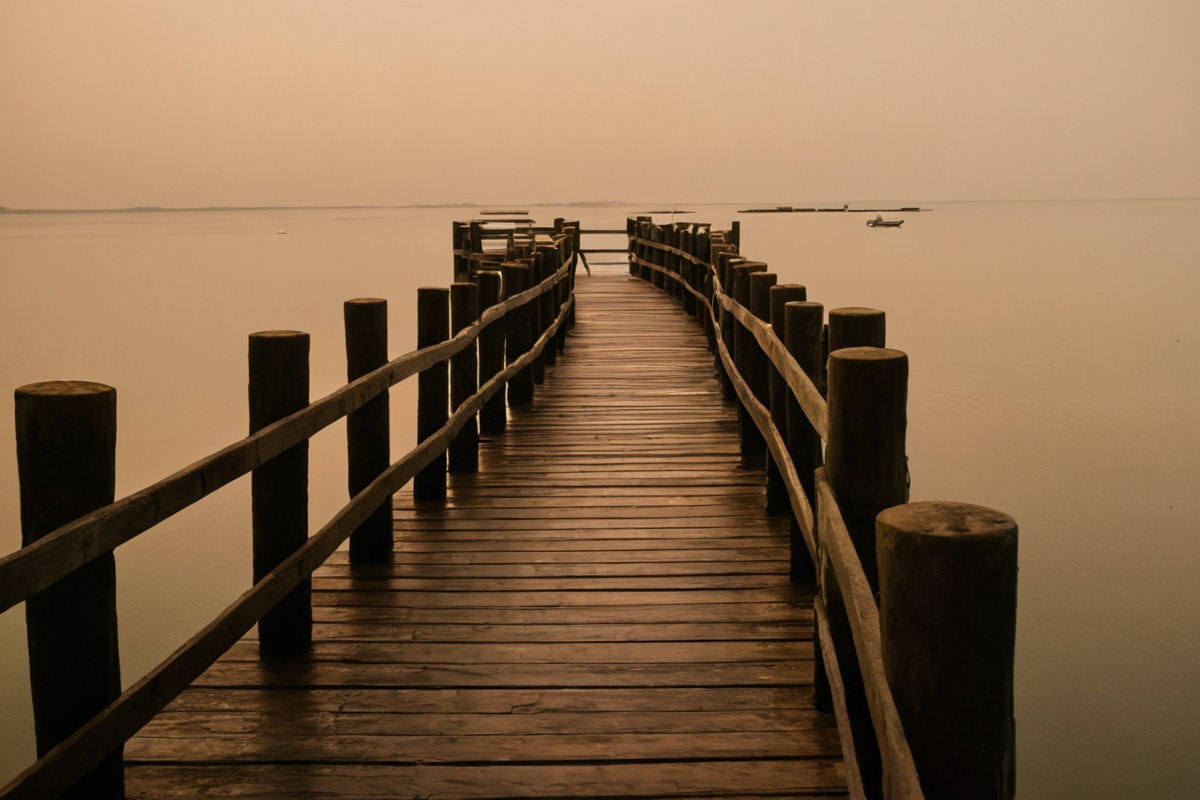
[
  {"x1": 765, "y1": 284, "x2": 807, "y2": 518},
  {"x1": 828, "y1": 306, "x2": 885, "y2": 353},
  {"x1": 652, "y1": 224, "x2": 666, "y2": 291},
  {"x1": 563, "y1": 233, "x2": 577, "y2": 335},
  {"x1": 450, "y1": 282, "x2": 479, "y2": 473},
  {"x1": 681, "y1": 227, "x2": 697, "y2": 317},
  {"x1": 626, "y1": 217, "x2": 637, "y2": 277},
  {"x1": 539, "y1": 243, "x2": 558, "y2": 368},
  {"x1": 825, "y1": 346, "x2": 908, "y2": 589},
  {"x1": 249, "y1": 331, "x2": 312, "y2": 655},
  {"x1": 782, "y1": 301, "x2": 828, "y2": 712},
  {"x1": 477, "y1": 270, "x2": 506, "y2": 434},
  {"x1": 748, "y1": 271, "x2": 781, "y2": 511},
  {"x1": 783, "y1": 300, "x2": 824, "y2": 572},
  {"x1": 731, "y1": 262, "x2": 767, "y2": 467},
  {"x1": 822, "y1": 346, "x2": 907, "y2": 785},
  {"x1": 452, "y1": 222, "x2": 470, "y2": 282},
  {"x1": 415, "y1": 288, "x2": 449, "y2": 501},
  {"x1": 878, "y1": 502, "x2": 1018, "y2": 800},
  {"x1": 502, "y1": 262, "x2": 534, "y2": 405},
  {"x1": 529, "y1": 250, "x2": 547, "y2": 385},
  {"x1": 344, "y1": 299, "x2": 392, "y2": 563},
  {"x1": 16, "y1": 381, "x2": 123, "y2": 800},
  {"x1": 716, "y1": 251, "x2": 745, "y2": 401}
]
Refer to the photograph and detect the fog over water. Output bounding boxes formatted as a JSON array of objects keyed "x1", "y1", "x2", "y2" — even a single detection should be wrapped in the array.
[
  {"x1": 1, "y1": 201, "x2": 1198, "y2": 797},
  {"x1": 3, "y1": 0, "x2": 1199, "y2": 796}
]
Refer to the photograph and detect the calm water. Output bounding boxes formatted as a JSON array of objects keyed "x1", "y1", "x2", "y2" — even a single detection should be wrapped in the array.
[{"x1": 2, "y1": 201, "x2": 1198, "y2": 796}]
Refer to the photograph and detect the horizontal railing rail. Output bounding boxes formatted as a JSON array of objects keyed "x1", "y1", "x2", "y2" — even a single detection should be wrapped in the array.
[
  {"x1": 0, "y1": 267, "x2": 567, "y2": 615},
  {"x1": 626, "y1": 217, "x2": 1017, "y2": 800},
  {"x1": 1, "y1": 233, "x2": 578, "y2": 799}
]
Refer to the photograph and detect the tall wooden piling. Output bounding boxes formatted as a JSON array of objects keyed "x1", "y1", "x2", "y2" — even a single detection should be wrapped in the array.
[
  {"x1": 538, "y1": 243, "x2": 559, "y2": 368},
  {"x1": 449, "y1": 282, "x2": 479, "y2": 473},
  {"x1": 878, "y1": 501, "x2": 1018, "y2": 800},
  {"x1": 16, "y1": 381, "x2": 123, "y2": 800},
  {"x1": 828, "y1": 307, "x2": 886, "y2": 353},
  {"x1": 249, "y1": 331, "x2": 312, "y2": 655},
  {"x1": 529, "y1": 250, "x2": 547, "y2": 385},
  {"x1": 503, "y1": 262, "x2": 534, "y2": 406},
  {"x1": 477, "y1": 270, "x2": 506, "y2": 434},
  {"x1": 825, "y1": 346, "x2": 908, "y2": 586},
  {"x1": 782, "y1": 300, "x2": 824, "y2": 544},
  {"x1": 821, "y1": 345, "x2": 908, "y2": 795},
  {"x1": 344, "y1": 299, "x2": 392, "y2": 563},
  {"x1": 731, "y1": 262, "x2": 767, "y2": 466},
  {"x1": 763, "y1": 282, "x2": 806, "y2": 516},
  {"x1": 415, "y1": 288, "x2": 449, "y2": 501}
]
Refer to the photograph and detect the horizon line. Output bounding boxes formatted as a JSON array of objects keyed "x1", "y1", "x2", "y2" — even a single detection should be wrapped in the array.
[{"x1": 2, "y1": 196, "x2": 1198, "y2": 215}]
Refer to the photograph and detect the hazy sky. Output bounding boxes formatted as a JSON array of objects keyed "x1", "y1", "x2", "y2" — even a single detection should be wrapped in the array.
[{"x1": 2, "y1": 0, "x2": 1197, "y2": 208}]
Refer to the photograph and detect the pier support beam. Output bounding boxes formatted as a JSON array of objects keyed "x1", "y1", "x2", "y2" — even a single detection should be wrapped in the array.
[
  {"x1": 16, "y1": 381, "x2": 123, "y2": 800},
  {"x1": 345, "y1": 299, "x2": 392, "y2": 563},
  {"x1": 450, "y1": 282, "x2": 480, "y2": 472},
  {"x1": 503, "y1": 263, "x2": 534, "y2": 406},
  {"x1": 416, "y1": 288, "x2": 450, "y2": 501},
  {"x1": 477, "y1": 270, "x2": 506, "y2": 434},
  {"x1": 249, "y1": 330, "x2": 313, "y2": 656},
  {"x1": 878, "y1": 501, "x2": 1018, "y2": 800}
]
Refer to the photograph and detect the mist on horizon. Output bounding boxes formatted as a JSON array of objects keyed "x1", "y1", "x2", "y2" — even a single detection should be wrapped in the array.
[{"x1": 2, "y1": 0, "x2": 1198, "y2": 209}]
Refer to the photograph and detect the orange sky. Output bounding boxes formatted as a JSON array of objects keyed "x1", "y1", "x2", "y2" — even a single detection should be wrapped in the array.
[{"x1": 2, "y1": 0, "x2": 1198, "y2": 207}]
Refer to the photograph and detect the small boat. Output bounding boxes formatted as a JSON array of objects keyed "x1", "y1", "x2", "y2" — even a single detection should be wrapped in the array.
[{"x1": 866, "y1": 214, "x2": 903, "y2": 228}]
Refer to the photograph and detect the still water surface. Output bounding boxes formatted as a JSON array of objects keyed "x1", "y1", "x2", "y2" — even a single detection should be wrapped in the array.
[{"x1": 1, "y1": 201, "x2": 1197, "y2": 796}]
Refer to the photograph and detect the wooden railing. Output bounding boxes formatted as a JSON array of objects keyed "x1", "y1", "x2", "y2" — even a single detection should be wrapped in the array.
[
  {"x1": 627, "y1": 217, "x2": 1018, "y2": 800},
  {"x1": 0, "y1": 231, "x2": 579, "y2": 800},
  {"x1": 452, "y1": 218, "x2": 627, "y2": 280}
]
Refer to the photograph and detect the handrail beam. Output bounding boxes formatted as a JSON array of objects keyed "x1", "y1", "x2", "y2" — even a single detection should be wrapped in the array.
[{"x1": 0, "y1": 265, "x2": 570, "y2": 614}]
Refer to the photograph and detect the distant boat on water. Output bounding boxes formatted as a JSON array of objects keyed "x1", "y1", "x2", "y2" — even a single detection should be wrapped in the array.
[{"x1": 866, "y1": 214, "x2": 903, "y2": 228}]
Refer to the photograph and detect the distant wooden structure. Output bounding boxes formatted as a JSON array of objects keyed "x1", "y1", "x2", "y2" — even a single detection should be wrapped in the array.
[{"x1": 1, "y1": 217, "x2": 1015, "y2": 800}]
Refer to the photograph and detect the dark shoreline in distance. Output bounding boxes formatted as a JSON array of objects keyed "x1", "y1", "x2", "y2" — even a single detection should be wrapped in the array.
[
  {"x1": 739, "y1": 206, "x2": 924, "y2": 214},
  {"x1": 0, "y1": 200, "x2": 632, "y2": 215}
]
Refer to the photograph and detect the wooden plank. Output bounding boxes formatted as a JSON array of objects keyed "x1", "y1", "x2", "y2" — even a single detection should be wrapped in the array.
[
  {"x1": 190, "y1": 661, "x2": 815, "y2": 689},
  {"x1": 307, "y1": 621, "x2": 813, "y2": 643},
  {"x1": 127, "y1": 762, "x2": 848, "y2": 799},
  {"x1": 136, "y1": 707, "x2": 834, "y2": 737},
  {"x1": 127, "y1": 729, "x2": 840, "y2": 762},
  {"x1": 312, "y1": 602, "x2": 812, "y2": 625},
  {"x1": 158, "y1": 686, "x2": 829, "y2": 715}
]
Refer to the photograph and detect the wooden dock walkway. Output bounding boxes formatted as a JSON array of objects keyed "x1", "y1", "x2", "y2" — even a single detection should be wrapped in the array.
[{"x1": 123, "y1": 271, "x2": 848, "y2": 798}]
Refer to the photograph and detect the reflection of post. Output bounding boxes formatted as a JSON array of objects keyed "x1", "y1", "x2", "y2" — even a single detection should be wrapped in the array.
[
  {"x1": 249, "y1": 330, "x2": 313, "y2": 656},
  {"x1": 878, "y1": 501, "x2": 1018, "y2": 800},
  {"x1": 345, "y1": 299, "x2": 391, "y2": 562},
  {"x1": 415, "y1": 288, "x2": 449, "y2": 501},
  {"x1": 17, "y1": 380, "x2": 124, "y2": 799}
]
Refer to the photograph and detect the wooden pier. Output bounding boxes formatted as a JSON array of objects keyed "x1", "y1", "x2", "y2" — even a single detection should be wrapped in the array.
[
  {"x1": 2, "y1": 218, "x2": 1017, "y2": 800},
  {"x1": 122, "y1": 272, "x2": 846, "y2": 798}
]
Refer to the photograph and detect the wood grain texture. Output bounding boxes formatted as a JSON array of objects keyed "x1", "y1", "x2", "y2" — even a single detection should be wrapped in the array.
[{"x1": 124, "y1": 272, "x2": 845, "y2": 799}]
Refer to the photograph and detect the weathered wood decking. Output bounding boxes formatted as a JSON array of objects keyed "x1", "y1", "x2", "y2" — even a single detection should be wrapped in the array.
[{"x1": 124, "y1": 270, "x2": 847, "y2": 798}]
